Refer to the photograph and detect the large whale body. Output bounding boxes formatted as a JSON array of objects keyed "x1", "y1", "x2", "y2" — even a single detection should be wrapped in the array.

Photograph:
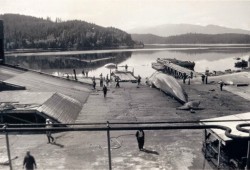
[{"x1": 147, "y1": 71, "x2": 188, "y2": 104}]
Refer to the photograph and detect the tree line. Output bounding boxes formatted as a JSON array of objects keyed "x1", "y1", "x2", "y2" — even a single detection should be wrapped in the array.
[{"x1": 0, "y1": 14, "x2": 140, "y2": 50}]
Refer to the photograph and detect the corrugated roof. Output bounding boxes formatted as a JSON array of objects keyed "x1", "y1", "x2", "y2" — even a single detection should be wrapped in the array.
[
  {"x1": 37, "y1": 92, "x2": 82, "y2": 124},
  {"x1": 201, "y1": 112, "x2": 250, "y2": 142}
]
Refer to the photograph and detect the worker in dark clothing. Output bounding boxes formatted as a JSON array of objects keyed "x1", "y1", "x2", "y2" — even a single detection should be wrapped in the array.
[
  {"x1": 183, "y1": 73, "x2": 187, "y2": 84},
  {"x1": 115, "y1": 77, "x2": 120, "y2": 88},
  {"x1": 135, "y1": 129, "x2": 145, "y2": 151},
  {"x1": 205, "y1": 75, "x2": 208, "y2": 84},
  {"x1": 190, "y1": 72, "x2": 193, "y2": 79},
  {"x1": 93, "y1": 79, "x2": 96, "y2": 90},
  {"x1": 23, "y1": 151, "x2": 37, "y2": 170},
  {"x1": 137, "y1": 75, "x2": 141, "y2": 85},
  {"x1": 201, "y1": 74, "x2": 205, "y2": 84},
  {"x1": 100, "y1": 77, "x2": 103, "y2": 87},
  {"x1": 103, "y1": 85, "x2": 107, "y2": 97},
  {"x1": 125, "y1": 64, "x2": 128, "y2": 72},
  {"x1": 220, "y1": 81, "x2": 224, "y2": 91}
]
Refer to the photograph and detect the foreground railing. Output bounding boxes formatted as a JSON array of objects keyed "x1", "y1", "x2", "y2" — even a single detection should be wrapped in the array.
[{"x1": 1, "y1": 120, "x2": 250, "y2": 170}]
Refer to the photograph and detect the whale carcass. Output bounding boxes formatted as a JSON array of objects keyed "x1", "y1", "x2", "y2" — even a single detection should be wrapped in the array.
[{"x1": 147, "y1": 71, "x2": 188, "y2": 104}]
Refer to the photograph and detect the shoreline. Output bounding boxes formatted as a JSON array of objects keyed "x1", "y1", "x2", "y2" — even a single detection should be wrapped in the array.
[{"x1": 5, "y1": 44, "x2": 250, "y2": 57}]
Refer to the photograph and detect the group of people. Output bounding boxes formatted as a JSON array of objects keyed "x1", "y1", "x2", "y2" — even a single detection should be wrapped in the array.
[
  {"x1": 91, "y1": 71, "x2": 142, "y2": 97},
  {"x1": 22, "y1": 128, "x2": 145, "y2": 170},
  {"x1": 201, "y1": 72, "x2": 225, "y2": 91},
  {"x1": 182, "y1": 72, "x2": 193, "y2": 85},
  {"x1": 82, "y1": 69, "x2": 89, "y2": 77},
  {"x1": 22, "y1": 118, "x2": 54, "y2": 170},
  {"x1": 201, "y1": 74, "x2": 208, "y2": 84}
]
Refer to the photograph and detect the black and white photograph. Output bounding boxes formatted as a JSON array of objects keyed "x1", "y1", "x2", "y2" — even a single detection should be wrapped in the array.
[{"x1": 1, "y1": 0, "x2": 250, "y2": 169}]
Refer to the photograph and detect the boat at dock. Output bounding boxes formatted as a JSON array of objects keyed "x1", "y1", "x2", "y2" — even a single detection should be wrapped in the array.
[
  {"x1": 152, "y1": 58, "x2": 197, "y2": 79},
  {"x1": 164, "y1": 58, "x2": 195, "y2": 70},
  {"x1": 152, "y1": 62, "x2": 165, "y2": 71},
  {"x1": 235, "y1": 59, "x2": 248, "y2": 68}
]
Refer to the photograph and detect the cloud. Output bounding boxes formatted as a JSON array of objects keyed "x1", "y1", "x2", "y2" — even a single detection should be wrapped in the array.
[{"x1": 1, "y1": 0, "x2": 250, "y2": 30}]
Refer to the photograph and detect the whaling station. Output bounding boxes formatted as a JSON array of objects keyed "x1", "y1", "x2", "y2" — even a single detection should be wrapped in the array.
[{"x1": 1, "y1": 20, "x2": 250, "y2": 170}]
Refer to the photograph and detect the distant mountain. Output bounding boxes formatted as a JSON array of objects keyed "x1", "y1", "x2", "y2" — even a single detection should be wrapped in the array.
[
  {"x1": 132, "y1": 33, "x2": 250, "y2": 44},
  {"x1": 0, "y1": 14, "x2": 137, "y2": 50},
  {"x1": 128, "y1": 24, "x2": 250, "y2": 37}
]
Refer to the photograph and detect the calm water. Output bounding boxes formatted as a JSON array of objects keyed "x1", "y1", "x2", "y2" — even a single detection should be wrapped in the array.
[{"x1": 5, "y1": 47, "x2": 250, "y2": 78}]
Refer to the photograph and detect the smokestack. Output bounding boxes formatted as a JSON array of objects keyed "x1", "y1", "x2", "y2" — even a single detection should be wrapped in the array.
[{"x1": 0, "y1": 20, "x2": 4, "y2": 64}]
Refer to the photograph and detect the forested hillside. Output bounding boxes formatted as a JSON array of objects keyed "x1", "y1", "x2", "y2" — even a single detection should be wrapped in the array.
[
  {"x1": 132, "y1": 33, "x2": 250, "y2": 44},
  {"x1": 128, "y1": 24, "x2": 250, "y2": 37},
  {"x1": 0, "y1": 14, "x2": 138, "y2": 50}
]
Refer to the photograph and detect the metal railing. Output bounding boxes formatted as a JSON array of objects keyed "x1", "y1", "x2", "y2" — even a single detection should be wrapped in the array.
[{"x1": 1, "y1": 120, "x2": 250, "y2": 170}]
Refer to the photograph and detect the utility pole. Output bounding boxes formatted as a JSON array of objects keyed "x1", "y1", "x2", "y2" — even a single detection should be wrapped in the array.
[{"x1": 0, "y1": 20, "x2": 4, "y2": 64}]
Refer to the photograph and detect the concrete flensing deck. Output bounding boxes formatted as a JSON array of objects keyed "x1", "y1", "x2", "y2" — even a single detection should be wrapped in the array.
[{"x1": 1, "y1": 65, "x2": 250, "y2": 169}]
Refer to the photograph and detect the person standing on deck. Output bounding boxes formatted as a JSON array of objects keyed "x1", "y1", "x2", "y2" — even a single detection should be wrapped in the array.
[
  {"x1": 137, "y1": 75, "x2": 141, "y2": 85},
  {"x1": 205, "y1": 75, "x2": 208, "y2": 84},
  {"x1": 183, "y1": 73, "x2": 187, "y2": 84},
  {"x1": 115, "y1": 76, "x2": 120, "y2": 88},
  {"x1": 190, "y1": 72, "x2": 193, "y2": 79},
  {"x1": 136, "y1": 129, "x2": 145, "y2": 151},
  {"x1": 93, "y1": 79, "x2": 96, "y2": 90},
  {"x1": 46, "y1": 119, "x2": 54, "y2": 144},
  {"x1": 201, "y1": 74, "x2": 205, "y2": 84},
  {"x1": 220, "y1": 81, "x2": 224, "y2": 91},
  {"x1": 82, "y1": 69, "x2": 85, "y2": 77},
  {"x1": 125, "y1": 64, "x2": 128, "y2": 72},
  {"x1": 106, "y1": 76, "x2": 110, "y2": 86},
  {"x1": 100, "y1": 76, "x2": 103, "y2": 87},
  {"x1": 23, "y1": 151, "x2": 37, "y2": 170},
  {"x1": 103, "y1": 85, "x2": 107, "y2": 97}
]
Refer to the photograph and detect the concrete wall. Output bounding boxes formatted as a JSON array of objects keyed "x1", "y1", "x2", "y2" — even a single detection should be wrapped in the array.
[{"x1": 0, "y1": 20, "x2": 4, "y2": 64}]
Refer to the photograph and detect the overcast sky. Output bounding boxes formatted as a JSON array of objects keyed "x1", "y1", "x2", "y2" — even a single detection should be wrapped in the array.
[{"x1": 1, "y1": 0, "x2": 250, "y2": 31}]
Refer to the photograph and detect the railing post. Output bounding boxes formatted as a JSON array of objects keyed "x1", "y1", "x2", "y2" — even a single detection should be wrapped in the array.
[
  {"x1": 73, "y1": 69, "x2": 77, "y2": 81},
  {"x1": 204, "y1": 129, "x2": 207, "y2": 158},
  {"x1": 246, "y1": 130, "x2": 250, "y2": 169},
  {"x1": 4, "y1": 124, "x2": 12, "y2": 170},
  {"x1": 107, "y1": 121, "x2": 112, "y2": 170},
  {"x1": 217, "y1": 140, "x2": 221, "y2": 169}
]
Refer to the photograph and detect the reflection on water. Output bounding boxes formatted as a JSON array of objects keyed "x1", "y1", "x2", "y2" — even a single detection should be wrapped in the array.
[{"x1": 5, "y1": 47, "x2": 250, "y2": 78}]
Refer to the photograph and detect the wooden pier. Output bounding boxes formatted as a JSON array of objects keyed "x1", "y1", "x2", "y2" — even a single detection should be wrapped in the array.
[
  {"x1": 154, "y1": 58, "x2": 198, "y2": 79},
  {"x1": 112, "y1": 70, "x2": 137, "y2": 82}
]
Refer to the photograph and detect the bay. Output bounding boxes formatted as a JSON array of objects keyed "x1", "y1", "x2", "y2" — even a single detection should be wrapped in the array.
[{"x1": 5, "y1": 46, "x2": 250, "y2": 78}]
